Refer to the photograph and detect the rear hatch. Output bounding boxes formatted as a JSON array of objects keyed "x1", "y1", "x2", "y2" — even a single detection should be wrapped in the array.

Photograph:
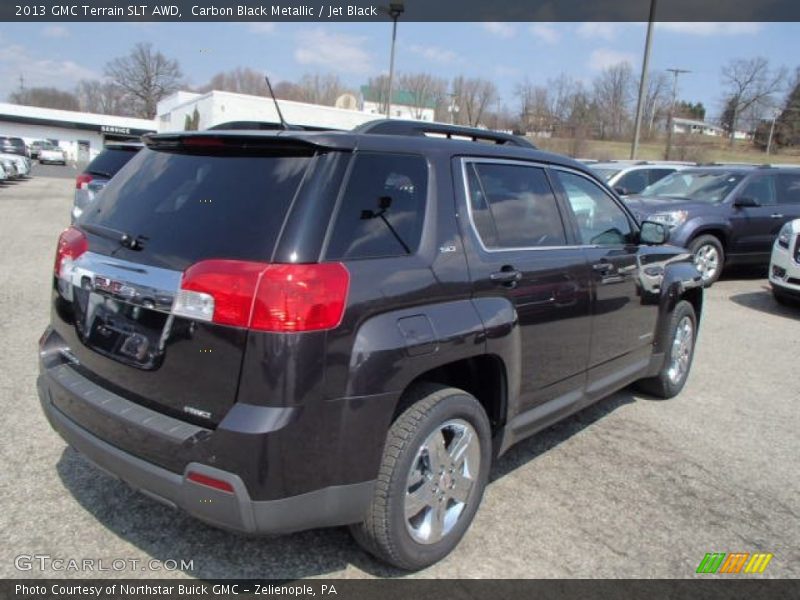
[{"x1": 52, "y1": 136, "x2": 317, "y2": 426}]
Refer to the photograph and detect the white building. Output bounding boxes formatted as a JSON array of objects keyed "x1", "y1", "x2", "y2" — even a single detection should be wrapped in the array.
[
  {"x1": 359, "y1": 86, "x2": 436, "y2": 122},
  {"x1": 672, "y1": 117, "x2": 752, "y2": 140},
  {"x1": 156, "y1": 90, "x2": 379, "y2": 132},
  {"x1": 0, "y1": 102, "x2": 155, "y2": 161}
]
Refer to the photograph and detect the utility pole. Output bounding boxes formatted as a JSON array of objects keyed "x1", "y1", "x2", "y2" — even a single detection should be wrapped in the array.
[
  {"x1": 665, "y1": 68, "x2": 691, "y2": 160},
  {"x1": 766, "y1": 109, "x2": 780, "y2": 155},
  {"x1": 630, "y1": 0, "x2": 657, "y2": 160},
  {"x1": 385, "y1": 2, "x2": 404, "y2": 118}
]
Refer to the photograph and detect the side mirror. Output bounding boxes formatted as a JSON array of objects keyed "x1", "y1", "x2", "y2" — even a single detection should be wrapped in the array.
[
  {"x1": 613, "y1": 186, "x2": 628, "y2": 196},
  {"x1": 640, "y1": 220, "x2": 669, "y2": 245},
  {"x1": 733, "y1": 196, "x2": 760, "y2": 208}
]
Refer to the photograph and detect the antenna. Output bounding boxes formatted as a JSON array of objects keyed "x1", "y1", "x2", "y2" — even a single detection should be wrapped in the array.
[{"x1": 264, "y1": 75, "x2": 289, "y2": 130}]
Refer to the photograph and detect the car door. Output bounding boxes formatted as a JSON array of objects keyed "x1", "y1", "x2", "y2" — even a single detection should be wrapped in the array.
[
  {"x1": 728, "y1": 173, "x2": 780, "y2": 258},
  {"x1": 550, "y1": 168, "x2": 660, "y2": 388},
  {"x1": 457, "y1": 158, "x2": 593, "y2": 411},
  {"x1": 774, "y1": 172, "x2": 800, "y2": 230}
]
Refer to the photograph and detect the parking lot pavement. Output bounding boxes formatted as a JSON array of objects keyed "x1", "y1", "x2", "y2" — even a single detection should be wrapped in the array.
[{"x1": 1, "y1": 176, "x2": 798, "y2": 580}]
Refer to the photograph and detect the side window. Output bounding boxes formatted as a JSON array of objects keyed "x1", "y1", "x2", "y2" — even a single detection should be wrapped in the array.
[
  {"x1": 326, "y1": 153, "x2": 428, "y2": 260},
  {"x1": 648, "y1": 168, "x2": 675, "y2": 185},
  {"x1": 467, "y1": 162, "x2": 567, "y2": 248},
  {"x1": 776, "y1": 174, "x2": 800, "y2": 205},
  {"x1": 617, "y1": 169, "x2": 649, "y2": 194},
  {"x1": 557, "y1": 171, "x2": 635, "y2": 245},
  {"x1": 739, "y1": 175, "x2": 776, "y2": 206}
]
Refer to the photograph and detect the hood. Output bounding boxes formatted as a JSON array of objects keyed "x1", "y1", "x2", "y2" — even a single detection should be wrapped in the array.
[{"x1": 624, "y1": 195, "x2": 717, "y2": 217}]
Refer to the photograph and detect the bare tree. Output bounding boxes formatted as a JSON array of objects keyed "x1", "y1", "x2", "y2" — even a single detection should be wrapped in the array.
[
  {"x1": 452, "y1": 76, "x2": 497, "y2": 127},
  {"x1": 273, "y1": 81, "x2": 305, "y2": 102},
  {"x1": 548, "y1": 73, "x2": 581, "y2": 128},
  {"x1": 643, "y1": 71, "x2": 671, "y2": 138},
  {"x1": 720, "y1": 57, "x2": 786, "y2": 146},
  {"x1": 514, "y1": 78, "x2": 550, "y2": 132},
  {"x1": 76, "y1": 80, "x2": 133, "y2": 116},
  {"x1": 200, "y1": 68, "x2": 269, "y2": 96},
  {"x1": 8, "y1": 86, "x2": 79, "y2": 111},
  {"x1": 399, "y1": 73, "x2": 446, "y2": 119},
  {"x1": 295, "y1": 73, "x2": 348, "y2": 106},
  {"x1": 366, "y1": 75, "x2": 391, "y2": 115},
  {"x1": 592, "y1": 62, "x2": 636, "y2": 139},
  {"x1": 104, "y1": 42, "x2": 183, "y2": 118}
]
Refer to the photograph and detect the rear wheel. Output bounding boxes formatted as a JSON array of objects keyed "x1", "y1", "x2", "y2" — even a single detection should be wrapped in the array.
[
  {"x1": 636, "y1": 300, "x2": 697, "y2": 399},
  {"x1": 351, "y1": 384, "x2": 491, "y2": 570},
  {"x1": 689, "y1": 235, "x2": 724, "y2": 287}
]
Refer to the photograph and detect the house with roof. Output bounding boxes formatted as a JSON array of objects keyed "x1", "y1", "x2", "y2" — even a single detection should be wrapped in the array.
[{"x1": 360, "y1": 85, "x2": 436, "y2": 121}]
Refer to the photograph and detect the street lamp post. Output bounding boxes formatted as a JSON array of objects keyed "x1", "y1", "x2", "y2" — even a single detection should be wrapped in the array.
[
  {"x1": 385, "y1": 2, "x2": 404, "y2": 119},
  {"x1": 630, "y1": 0, "x2": 658, "y2": 160}
]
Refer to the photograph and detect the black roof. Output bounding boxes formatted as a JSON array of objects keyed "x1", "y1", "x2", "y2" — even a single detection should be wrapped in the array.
[{"x1": 145, "y1": 119, "x2": 591, "y2": 174}]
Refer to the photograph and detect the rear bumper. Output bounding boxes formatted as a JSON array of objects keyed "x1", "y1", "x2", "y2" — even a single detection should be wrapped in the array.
[{"x1": 37, "y1": 364, "x2": 376, "y2": 535}]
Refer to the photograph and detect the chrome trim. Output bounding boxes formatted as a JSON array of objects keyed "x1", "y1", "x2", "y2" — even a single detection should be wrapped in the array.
[{"x1": 60, "y1": 251, "x2": 182, "y2": 313}]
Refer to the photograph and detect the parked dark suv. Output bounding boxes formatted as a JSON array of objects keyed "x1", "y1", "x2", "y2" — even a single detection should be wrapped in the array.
[
  {"x1": 38, "y1": 121, "x2": 703, "y2": 570},
  {"x1": 625, "y1": 165, "x2": 800, "y2": 285}
]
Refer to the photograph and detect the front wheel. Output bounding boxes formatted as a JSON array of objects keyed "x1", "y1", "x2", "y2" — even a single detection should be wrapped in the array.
[
  {"x1": 350, "y1": 384, "x2": 491, "y2": 570},
  {"x1": 636, "y1": 300, "x2": 698, "y2": 399},
  {"x1": 689, "y1": 235, "x2": 724, "y2": 287}
]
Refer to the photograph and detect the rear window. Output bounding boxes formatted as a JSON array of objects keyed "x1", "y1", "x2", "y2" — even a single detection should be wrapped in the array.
[
  {"x1": 79, "y1": 147, "x2": 313, "y2": 270},
  {"x1": 325, "y1": 153, "x2": 428, "y2": 260},
  {"x1": 86, "y1": 148, "x2": 140, "y2": 177}
]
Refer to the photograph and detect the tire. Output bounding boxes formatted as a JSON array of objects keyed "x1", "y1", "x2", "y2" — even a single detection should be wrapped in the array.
[
  {"x1": 350, "y1": 383, "x2": 491, "y2": 570},
  {"x1": 689, "y1": 235, "x2": 724, "y2": 287},
  {"x1": 636, "y1": 300, "x2": 697, "y2": 399}
]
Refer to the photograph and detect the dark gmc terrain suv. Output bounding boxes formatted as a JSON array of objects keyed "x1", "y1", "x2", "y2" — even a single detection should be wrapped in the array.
[{"x1": 38, "y1": 120, "x2": 703, "y2": 570}]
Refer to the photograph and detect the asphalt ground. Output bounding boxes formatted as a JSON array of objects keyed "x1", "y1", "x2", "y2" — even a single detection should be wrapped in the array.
[{"x1": 1, "y1": 176, "x2": 798, "y2": 579}]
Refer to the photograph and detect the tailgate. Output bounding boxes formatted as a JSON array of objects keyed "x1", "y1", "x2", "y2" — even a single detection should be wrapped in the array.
[{"x1": 54, "y1": 142, "x2": 317, "y2": 426}]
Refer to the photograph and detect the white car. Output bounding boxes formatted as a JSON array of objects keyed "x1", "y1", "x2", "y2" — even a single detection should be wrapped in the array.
[
  {"x1": 38, "y1": 143, "x2": 67, "y2": 165},
  {"x1": 589, "y1": 161, "x2": 690, "y2": 196},
  {"x1": 769, "y1": 219, "x2": 800, "y2": 305},
  {"x1": 0, "y1": 153, "x2": 30, "y2": 178}
]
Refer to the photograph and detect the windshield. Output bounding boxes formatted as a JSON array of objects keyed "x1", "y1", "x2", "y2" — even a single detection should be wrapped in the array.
[
  {"x1": 41, "y1": 143, "x2": 58, "y2": 151},
  {"x1": 589, "y1": 167, "x2": 621, "y2": 182},
  {"x1": 640, "y1": 171, "x2": 745, "y2": 203}
]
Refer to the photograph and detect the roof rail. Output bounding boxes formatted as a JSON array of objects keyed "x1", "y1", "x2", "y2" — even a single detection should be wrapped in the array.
[{"x1": 353, "y1": 119, "x2": 536, "y2": 148}]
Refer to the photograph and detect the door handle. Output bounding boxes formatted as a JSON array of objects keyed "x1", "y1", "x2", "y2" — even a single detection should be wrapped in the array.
[
  {"x1": 770, "y1": 213, "x2": 785, "y2": 219},
  {"x1": 490, "y1": 267, "x2": 522, "y2": 285}
]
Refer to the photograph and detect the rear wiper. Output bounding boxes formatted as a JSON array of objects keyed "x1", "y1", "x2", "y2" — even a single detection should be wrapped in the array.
[
  {"x1": 81, "y1": 223, "x2": 146, "y2": 251},
  {"x1": 86, "y1": 169, "x2": 113, "y2": 179}
]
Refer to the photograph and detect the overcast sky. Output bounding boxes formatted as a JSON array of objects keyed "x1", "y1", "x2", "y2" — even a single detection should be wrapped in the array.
[{"x1": 1, "y1": 21, "x2": 797, "y2": 120}]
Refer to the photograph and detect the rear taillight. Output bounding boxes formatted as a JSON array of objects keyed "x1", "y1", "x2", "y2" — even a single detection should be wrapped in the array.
[
  {"x1": 75, "y1": 172, "x2": 93, "y2": 190},
  {"x1": 172, "y1": 260, "x2": 349, "y2": 332},
  {"x1": 54, "y1": 227, "x2": 88, "y2": 277}
]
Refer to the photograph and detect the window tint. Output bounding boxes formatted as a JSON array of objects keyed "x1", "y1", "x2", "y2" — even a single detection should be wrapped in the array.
[
  {"x1": 776, "y1": 173, "x2": 800, "y2": 204},
  {"x1": 558, "y1": 171, "x2": 635, "y2": 245},
  {"x1": 616, "y1": 169, "x2": 649, "y2": 194},
  {"x1": 648, "y1": 168, "x2": 675, "y2": 185},
  {"x1": 740, "y1": 175, "x2": 776, "y2": 206},
  {"x1": 81, "y1": 147, "x2": 313, "y2": 270},
  {"x1": 468, "y1": 163, "x2": 567, "y2": 248},
  {"x1": 87, "y1": 148, "x2": 141, "y2": 178},
  {"x1": 326, "y1": 153, "x2": 427, "y2": 260}
]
